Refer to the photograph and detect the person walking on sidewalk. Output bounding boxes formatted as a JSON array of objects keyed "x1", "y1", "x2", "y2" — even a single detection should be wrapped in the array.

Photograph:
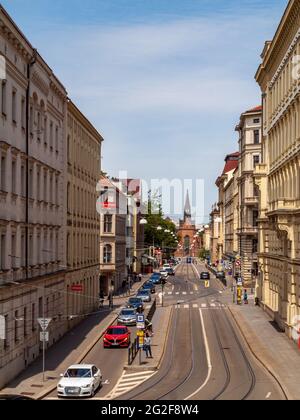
[
  {"x1": 144, "y1": 332, "x2": 153, "y2": 358},
  {"x1": 244, "y1": 289, "x2": 248, "y2": 305}
]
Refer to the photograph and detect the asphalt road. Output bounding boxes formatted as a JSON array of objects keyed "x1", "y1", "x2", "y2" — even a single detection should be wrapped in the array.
[
  {"x1": 45, "y1": 262, "x2": 286, "y2": 400},
  {"x1": 120, "y1": 263, "x2": 286, "y2": 401}
]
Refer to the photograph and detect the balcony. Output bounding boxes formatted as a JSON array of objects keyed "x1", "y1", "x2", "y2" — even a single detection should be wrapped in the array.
[
  {"x1": 238, "y1": 226, "x2": 258, "y2": 235},
  {"x1": 244, "y1": 197, "x2": 259, "y2": 206}
]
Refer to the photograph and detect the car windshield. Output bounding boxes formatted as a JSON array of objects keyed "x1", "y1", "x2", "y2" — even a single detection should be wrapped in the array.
[
  {"x1": 129, "y1": 298, "x2": 141, "y2": 304},
  {"x1": 120, "y1": 310, "x2": 135, "y2": 316},
  {"x1": 107, "y1": 328, "x2": 127, "y2": 335},
  {"x1": 65, "y1": 369, "x2": 91, "y2": 378},
  {"x1": 143, "y1": 284, "x2": 152, "y2": 288},
  {"x1": 138, "y1": 291, "x2": 149, "y2": 295}
]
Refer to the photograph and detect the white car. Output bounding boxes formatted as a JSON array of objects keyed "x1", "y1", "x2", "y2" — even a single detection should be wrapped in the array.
[
  {"x1": 57, "y1": 364, "x2": 102, "y2": 398},
  {"x1": 163, "y1": 264, "x2": 171, "y2": 270},
  {"x1": 160, "y1": 269, "x2": 169, "y2": 279}
]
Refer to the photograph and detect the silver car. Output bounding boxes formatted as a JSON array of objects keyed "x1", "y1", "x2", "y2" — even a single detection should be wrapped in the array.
[
  {"x1": 117, "y1": 308, "x2": 137, "y2": 326},
  {"x1": 136, "y1": 290, "x2": 152, "y2": 303}
]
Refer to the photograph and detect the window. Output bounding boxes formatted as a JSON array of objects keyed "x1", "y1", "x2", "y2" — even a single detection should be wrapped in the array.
[
  {"x1": 38, "y1": 297, "x2": 43, "y2": 318},
  {"x1": 1, "y1": 81, "x2": 6, "y2": 116},
  {"x1": 254, "y1": 130, "x2": 260, "y2": 144},
  {"x1": 44, "y1": 171, "x2": 47, "y2": 202},
  {"x1": 36, "y1": 169, "x2": 41, "y2": 201},
  {"x1": 55, "y1": 126, "x2": 59, "y2": 153},
  {"x1": 0, "y1": 233, "x2": 6, "y2": 271},
  {"x1": 103, "y1": 244, "x2": 112, "y2": 264},
  {"x1": 252, "y1": 239, "x2": 258, "y2": 254},
  {"x1": 12, "y1": 89, "x2": 17, "y2": 124},
  {"x1": 29, "y1": 106, "x2": 33, "y2": 135},
  {"x1": 50, "y1": 122, "x2": 53, "y2": 149},
  {"x1": 253, "y1": 118, "x2": 260, "y2": 124},
  {"x1": 21, "y1": 234, "x2": 25, "y2": 267},
  {"x1": 104, "y1": 215, "x2": 113, "y2": 233},
  {"x1": 3, "y1": 314, "x2": 8, "y2": 349},
  {"x1": 253, "y1": 210, "x2": 259, "y2": 227},
  {"x1": 11, "y1": 234, "x2": 16, "y2": 268},
  {"x1": 32, "y1": 303, "x2": 36, "y2": 331},
  {"x1": 14, "y1": 310, "x2": 19, "y2": 342},
  {"x1": 253, "y1": 155, "x2": 260, "y2": 168},
  {"x1": 21, "y1": 164, "x2": 25, "y2": 196},
  {"x1": 44, "y1": 117, "x2": 47, "y2": 145},
  {"x1": 11, "y1": 160, "x2": 16, "y2": 194},
  {"x1": 1, "y1": 155, "x2": 6, "y2": 191}
]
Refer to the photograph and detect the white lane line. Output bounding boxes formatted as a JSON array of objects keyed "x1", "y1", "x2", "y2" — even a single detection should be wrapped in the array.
[
  {"x1": 172, "y1": 285, "x2": 175, "y2": 292},
  {"x1": 185, "y1": 309, "x2": 212, "y2": 400},
  {"x1": 193, "y1": 304, "x2": 198, "y2": 308},
  {"x1": 201, "y1": 303, "x2": 207, "y2": 308},
  {"x1": 210, "y1": 303, "x2": 216, "y2": 308},
  {"x1": 265, "y1": 392, "x2": 272, "y2": 399},
  {"x1": 184, "y1": 304, "x2": 189, "y2": 309},
  {"x1": 190, "y1": 292, "x2": 194, "y2": 295},
  {"x1": 123, "y1": 371, "x2": 154, "y2": 378},
  {"x1": 194, "y1": 285, "x2": 199, "y2": 291},
  {"x1": 176, "y1": 292, "x2": 180, "y2": 295},
  {"x1": 168, "y1": 292, "x2": 172, "y2": 295},
  {"x1": 182, "y1": 292, "x2": 187, "y2": 295}
]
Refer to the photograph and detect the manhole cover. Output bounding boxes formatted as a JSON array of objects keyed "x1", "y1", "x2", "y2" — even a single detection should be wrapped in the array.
[
  {"x1": 21, "y1": 392, "x2": 35, "y2": 396},
  {"x1": 31, "y1": 384, "x2": 43, "y2": 388}
]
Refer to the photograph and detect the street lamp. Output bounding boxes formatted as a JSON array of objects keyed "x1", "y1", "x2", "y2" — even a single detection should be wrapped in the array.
[
  {"x1": 157, "y1": 226, "x2": 162, "y2": 231},
  {"x1": 140, "y1": 218, "x2": 148, "y2": 225}
]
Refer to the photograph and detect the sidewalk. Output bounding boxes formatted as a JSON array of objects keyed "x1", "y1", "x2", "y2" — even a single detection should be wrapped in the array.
[
  {"x1": 125, "y1": 305, "x2": 173, "y2": 372},
  {"x1": 227, "y1": 299, "x2": 300, "y2": 400},
  {"x1": 0, "y1": 276, "x2": 148, "y2": 400}
]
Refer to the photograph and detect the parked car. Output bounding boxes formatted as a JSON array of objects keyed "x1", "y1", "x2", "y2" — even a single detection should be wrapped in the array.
[
  {"x1": 57, "y1": 364, "x2": 103, "y2": 398},
  {"x1": 160, "y1": 269, "x2": 169, "y2": 280},
  {"x1": 200, "y1": 272, "x2": 210, "y2": 280},
  {"x1": 165, "y1": 268, "x2": 175, "y2": 276},
  {"x1": 126, "y1": 297, "x2": 144, "y2": 311},
  {"x1": 150, "y1": 273, "x2": 162, "y2": 284},
  {"x1": 216, "y1": 271, "x2": 226, "y2": 279},
  {"x1": 103, "y1": 326, "x2": 131, "y2": 348},
  {"x1": 142, "y1": 282, "x2": 156, "y2": 294},
  {"x1": 117, "y1": 308, "x2": 137, "y2": 326},
  {"x1": 163, "y1": 264, "x2": 171, "y2": 270},
  {"x1": 136, "y1": 289, "x2": 152, "y2": 303}
]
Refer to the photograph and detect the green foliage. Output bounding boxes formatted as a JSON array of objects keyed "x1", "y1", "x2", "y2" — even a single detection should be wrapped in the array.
[{"x1": 198, "y1": 248, "x2": 210, "y2": 260}]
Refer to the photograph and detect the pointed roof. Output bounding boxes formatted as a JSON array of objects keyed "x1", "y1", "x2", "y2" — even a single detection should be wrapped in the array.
[{"x1": 184, "y1": 191, "x2": 191, "y2": 219}]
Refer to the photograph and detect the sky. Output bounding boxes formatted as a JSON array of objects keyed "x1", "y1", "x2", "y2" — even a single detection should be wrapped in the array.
[{"x1": 1, "y1": 0, "x2": 288, "y2": 222}]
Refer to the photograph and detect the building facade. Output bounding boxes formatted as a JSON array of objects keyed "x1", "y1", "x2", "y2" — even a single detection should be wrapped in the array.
[
  {"x1": 0, "y1": 7, "x2": 67, "y2": 388},
  {"x1": 224, "y1": 164, "x2": 239, "y2": 264},
  {"x1": 99, "y1": 177, "x2": 126, "y2": 296},
  {"x1": 66, "y1": 100, "x2": 103, "y2": 327},
  {"x1": 176, "y1": 193, "x2": 201, "y2": 258},
  {"x1": 236, "y1": 107, "x2": 262, "y2": 285},
  {"x1": 254, "y1": 0, "x2": 300, "y2": 337}
]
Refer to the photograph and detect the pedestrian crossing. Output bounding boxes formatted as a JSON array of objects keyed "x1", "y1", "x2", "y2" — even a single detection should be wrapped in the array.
[
  {"x1": 175, "y1": 302, "x2": 226, "y2": 310},
  {"x1": 105, "y1": 370, "x2": 155, "y2": 400},
  {"x1": 165, "y1": 291, "x2": 206, "y2": 296}
]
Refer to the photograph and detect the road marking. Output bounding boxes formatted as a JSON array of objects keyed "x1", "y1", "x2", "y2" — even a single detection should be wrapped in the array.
[
  {"x1": 265, "y1": 392, "x2": 272, "y2": 399},
  {"x1": 176, "y1": 292, "x2": 180, "y2": 295},
  {"x1": 182, "y1": 292, "x2": 187, "y2": 295},
  {"x1": 103, "y1": 380, "x2": 110, "y2": 385},
  {"x1": 194, "y1": 285, "x2": 199, "y2": 291},
  {"x1": 201, "y1": 303, "x2": 207, "y2": 308},
  {"x1": 184, "y1": 305, "x2": 189, "y2": 309},
  {"x1": 210, "y1": 304, "x2": 216, "y2": 307},
  {"x1": 193, "y1": 304, "x2": 198, "y2": 308},
  {"x1": 168, "y1": 292, "x2": 172, "y2": 295},
  {"x1": 105, "y1": 370, "x2": 155, "y2": 399},
  {"x1": 172, "y1": 285, "x2": 175, "y2": 292},
  {"x1": 185, "y1": 309, "x2": 212, "y2": 400},
  {"x1": 190, "y1": 292, "x2": 194, "y2": 295},
  {"x1": 219, "y1": 291, "x2": 223, "y2": 294}
]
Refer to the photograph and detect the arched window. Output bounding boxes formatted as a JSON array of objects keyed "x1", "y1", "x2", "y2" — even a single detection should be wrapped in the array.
[{"x1": 103, "y1": 244, "x2": 112, "y2": 264}]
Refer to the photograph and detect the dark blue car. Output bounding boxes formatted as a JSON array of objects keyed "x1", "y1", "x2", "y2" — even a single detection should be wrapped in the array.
[{"x1": 142, "y1": 282, "x2": 156, "y2": 294}]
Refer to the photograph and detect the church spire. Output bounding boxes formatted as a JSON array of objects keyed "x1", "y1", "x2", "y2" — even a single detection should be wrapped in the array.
[{"x1": 184, "y1": 191, "x2": 191, "y2": 222}]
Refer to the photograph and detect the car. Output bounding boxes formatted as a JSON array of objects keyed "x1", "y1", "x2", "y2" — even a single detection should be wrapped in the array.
[
  {"x1": 216, "y1": 271, "x2": 226, "y2": 279},
  {"x1": 57, "y1": 364, "x2": 102, "y2": 398},
  {"x1": 142, "y1": 282, "x2": 156, "y2": 294},
  {"x1": 150, "y1": 273, "x2": 162, "y2": 284},
  {"x1": 200, "y1": 272, "x2": 210, "y2": 280},
  {"x1": 165, "y1": 268, "x2": 175, "y2": 276},
  {"x1": 159, "y1": 269, "x2": 169, "y2": 280},
  {"x1": 163, "y1": 264, "x2": 171, "y2": 270},
  {"x1": 136, "y1": 289, "x2": 152, "y2": 303},
  {"x1": 103, "y1": 326, "x2": 131, "y2": 348},
  {"x1": 126, "y1": 297, "x2": 144, "y2": 311},
  {"x1": 117, "y1": 308, "x2": 137, "y2": 326}
]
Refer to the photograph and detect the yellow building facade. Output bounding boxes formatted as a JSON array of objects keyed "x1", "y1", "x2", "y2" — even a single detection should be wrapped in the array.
[{"x1": 255, "y1": 0, "x2": 300, "y2": 337}]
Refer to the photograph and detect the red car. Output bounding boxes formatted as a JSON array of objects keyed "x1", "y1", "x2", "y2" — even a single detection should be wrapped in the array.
[{"x1": 103, "y1": 326, "x2": 131, "y2": 348}]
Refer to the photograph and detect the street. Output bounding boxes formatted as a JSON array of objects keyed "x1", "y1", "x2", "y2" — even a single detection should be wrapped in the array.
[
  {"x1": 42, "y1": 262, "x2": 286, "y2": 401},
  {"x1": 118, "y1": 263, "x2": 286, "y2": 401}
]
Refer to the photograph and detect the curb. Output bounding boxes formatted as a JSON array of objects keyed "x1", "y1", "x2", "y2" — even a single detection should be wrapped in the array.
[{"x1": 227, "y1": 305, "x2": 291, "y2": 401}]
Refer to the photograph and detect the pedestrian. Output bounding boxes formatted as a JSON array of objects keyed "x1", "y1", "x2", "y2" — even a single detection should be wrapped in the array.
[
  {"x1": 244, "y1": 289, "x2": 248, "y2": 305},
  {"x1": 144, "y1": 332, "x2": 153, "y2": 358},
  {"x1": 99, "y1": 290, "x2": 105, "y2": 308}
]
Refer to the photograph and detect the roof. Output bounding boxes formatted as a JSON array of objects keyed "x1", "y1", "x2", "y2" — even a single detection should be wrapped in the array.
[
  {"x1": 245, "y1": 105, "x2": 262, "y2": 114},
  {"x1": 67, "y1": 364, "x2": 95, "y2": 369},
  {"x1": 222, "y1": 152, "x2": 239, "y2": 175}
]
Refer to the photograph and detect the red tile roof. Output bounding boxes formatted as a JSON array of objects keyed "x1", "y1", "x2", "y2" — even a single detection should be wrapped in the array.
[
  {"x1": 245, "y1": 105, "x2": 262, "y2": 113},
  {"x1": 222, "y1": 152, "x2": 239, "y2": 175}
]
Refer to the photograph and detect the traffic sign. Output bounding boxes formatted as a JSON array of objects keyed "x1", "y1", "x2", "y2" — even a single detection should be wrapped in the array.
[
  {"x1": 136, "y1": 314, "x2": 145, "y2": 330},
  {"x1": 136, "y1": 330, "x2": 144, "y2": 348},
  {"x1": 38, "y1": 318, "x2": 52, "y2": 331},
  {"x1": 40, "y1": 331, "x2": 49, "y2": 342}
]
